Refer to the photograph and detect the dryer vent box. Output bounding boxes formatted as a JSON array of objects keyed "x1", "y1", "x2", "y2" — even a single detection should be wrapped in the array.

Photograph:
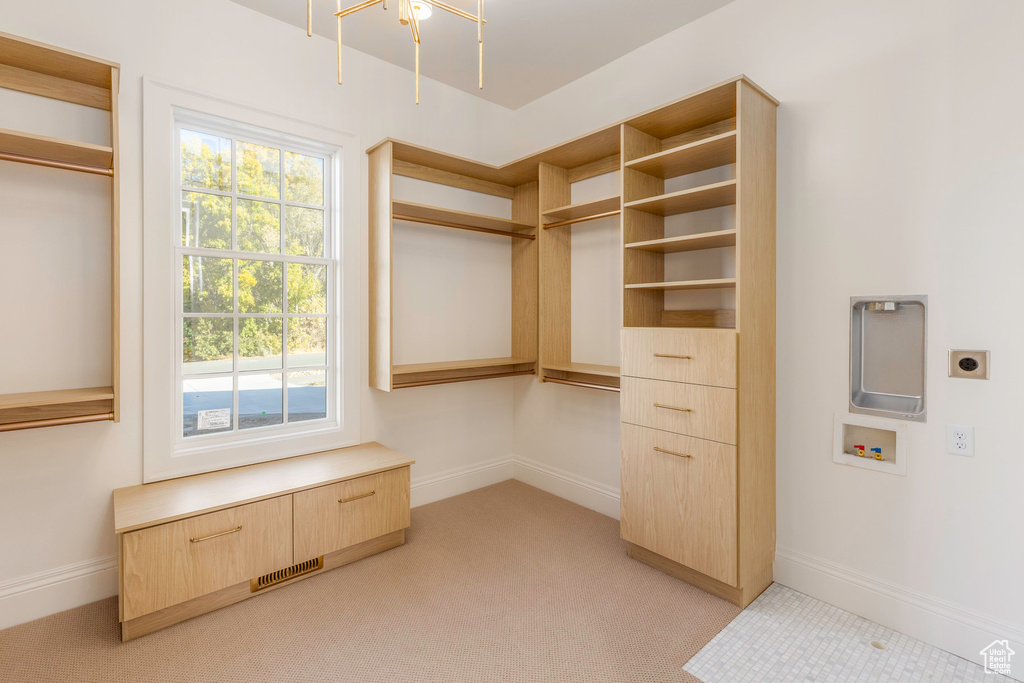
[{"x1": 850, "y1": 295, "x2": 927, "y2": 422}]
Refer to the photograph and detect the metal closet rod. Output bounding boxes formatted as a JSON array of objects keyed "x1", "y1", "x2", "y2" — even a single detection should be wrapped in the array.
[
  {"x1": 543, "y1": 210, "x2": 621, "y2": 230},
  {"x1": 392, "y1": 214, "x2": 536, "y2": 240},
  {"x1": 541, "y1": 377, "x2": 621, "y2": 392},
  {"x1": 0, "y1": 412, "x2": 114, "y2": 432},
  {"x1": 0, "y1": 151, "x2": 114, "y2": 177}
]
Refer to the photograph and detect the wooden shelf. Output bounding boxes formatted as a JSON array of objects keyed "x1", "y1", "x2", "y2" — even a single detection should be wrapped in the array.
[
  {"x1": 541, "y1": 362, "x2": 620, "y2": 378},
  {"x1": 392, "y1": 200, "x2": 535, "y2": 239},
  {"x1": 0, "y1": 386, "x2": 114, "y2": 410},
  {"x1": 625, "y1": 180, "x2": 736, "y2": 217},
  {"x1": 541, "y1": 363, "x2": 621, "y2": 392},
  {"x1": 0, "y1": 386, "x2": 115, "y2": 432},
  {"x1": 626, "y1": 131, "x2": 736, "y2": 179},
  {"x1": 542, "y1": 196, "x2": 621, "y2": 226},
  {"x1": 625, "y1": 229, "x2": 737, "y2": 254},
  {"x1": 0, "y1": 30, "x2": 115, "y2": 90},
  {"x1": 0, "y1": 127, "x2": 114, "y2": 174},
  {"x1": 625, "y1": 278, "x2": 737, "y2": 291},
  {"x1": 392, "y1": 357, "x2": 536, "y2": 389}
]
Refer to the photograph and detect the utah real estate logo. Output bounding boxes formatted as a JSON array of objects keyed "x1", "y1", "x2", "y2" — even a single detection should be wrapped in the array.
[{"x1": 980, "y1": 639, "x2": 1015, "y2": 676}]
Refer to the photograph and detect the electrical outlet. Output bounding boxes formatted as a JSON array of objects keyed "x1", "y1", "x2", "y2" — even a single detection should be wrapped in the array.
[
  {"x1": 947, "y1": 424, "x2": 975, "y2": 457},
  {"x1": 948, "y1": 350, "x2": 990, "y2": 379}
]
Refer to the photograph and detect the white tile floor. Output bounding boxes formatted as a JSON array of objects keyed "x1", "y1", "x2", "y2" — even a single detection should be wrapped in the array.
[{"x1": 684, "y1": 584, "x2": 1017, "y2": 683}]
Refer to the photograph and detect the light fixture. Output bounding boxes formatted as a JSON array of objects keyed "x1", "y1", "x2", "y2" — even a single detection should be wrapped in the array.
[
  {"x1": 411, "y1": 1, "x2": 432, "y2": 20},
  {"x1": 305, "y1": 0, "x2": 485, "y2": 105}
]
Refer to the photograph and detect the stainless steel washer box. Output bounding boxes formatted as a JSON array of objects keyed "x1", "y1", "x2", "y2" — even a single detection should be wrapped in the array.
[{"x1": 850, "y1": 295, "x2": 927, "y2": 422}]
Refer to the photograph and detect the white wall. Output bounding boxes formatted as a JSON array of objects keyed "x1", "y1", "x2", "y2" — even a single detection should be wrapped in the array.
[
  {"x1": 511, "y1": 0, "x2": 1024, "y2": 668},
  {"x1": 0, "y1": 0, "x2": 517, "y2": 629}
]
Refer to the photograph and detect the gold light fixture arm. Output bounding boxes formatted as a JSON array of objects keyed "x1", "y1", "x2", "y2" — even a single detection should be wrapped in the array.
[
  {"x1": 479, "y1": 0, "x2": 483, "y2": 88},
  {"x1": 336, "y1": 0, "x2": 343, "y2": 84},
  {"x1": 307, "y1": 0, "x2": 313, "y2": 36},
  {"x1": 409, "y1": 0, "x2": 421, "y2": 105},
  {"x1": 429, "y1": 0, "x2": 485, "y2": 23},
  {"x1": 335, "y1": 0, "x2": 384, "y2": 18}
]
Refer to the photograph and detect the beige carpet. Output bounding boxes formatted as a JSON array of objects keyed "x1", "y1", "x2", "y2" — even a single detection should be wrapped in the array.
[{"x1": 0, "y1": 480, "x2": 740, "y2": 683}]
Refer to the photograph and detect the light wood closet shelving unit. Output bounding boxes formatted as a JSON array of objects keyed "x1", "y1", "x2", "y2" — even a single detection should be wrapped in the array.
[
  {"x1": 0, "y1": 32, "x2": 120, "y2": 432},
  {"x1": 369, "y1": 75, "x2": 777, "y2": 606},
  {"x1": 620, "y1": 78, "x2": 777, "y2": 608},
  {"x1": 368, "y1": 132, "x2": 628, "y2": 391}
]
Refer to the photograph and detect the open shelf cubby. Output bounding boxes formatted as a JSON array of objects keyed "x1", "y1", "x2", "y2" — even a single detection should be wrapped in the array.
[
  {"x1": 368, "y1": 140, "x2": 540, "y2": 391},
  {"x1": 538, "y1": 161, "x2": 623, "y2": 392},
  {"x1": 0, "y1": 31, "x2": 121, "y2": 431},
  {"x1": 622, "y1": 78, "x2": 773, "y2": 331}
]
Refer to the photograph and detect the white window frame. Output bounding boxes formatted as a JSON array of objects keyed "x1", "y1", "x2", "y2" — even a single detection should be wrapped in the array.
[{"x1": 143, "y1": 79, "x2": 360, "y2": 483}]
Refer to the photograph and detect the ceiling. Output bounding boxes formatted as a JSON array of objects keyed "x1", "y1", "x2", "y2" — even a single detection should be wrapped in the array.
[{"x1": 230, "y1": 0, "x2": 735, "y2": 109}]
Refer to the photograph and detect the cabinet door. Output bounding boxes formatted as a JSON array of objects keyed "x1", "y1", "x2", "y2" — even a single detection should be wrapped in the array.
[
  {"x1": 293, "y1": 466, "x2": 410, "y2": 562},
  {"x1": 620, "y1": 424, "x2": 737, "y2": 585},
  {"x1": 122, "y1": 496, "x2": 292, "y2": 620}
]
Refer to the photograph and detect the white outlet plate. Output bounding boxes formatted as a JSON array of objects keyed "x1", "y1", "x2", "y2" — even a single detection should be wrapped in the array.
[{"x1": 947, "y1": 424, "x2": 975, "y2": 456}]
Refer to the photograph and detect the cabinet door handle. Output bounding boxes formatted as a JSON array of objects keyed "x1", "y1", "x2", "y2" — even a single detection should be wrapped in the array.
[
  {"x1": 190, "y1": 526, "x2": 242, "y2": 543},
  {"x1": 654, "y1": 403, "x2": 692, "y2": 412},
  {"x1": 653, "y1": 353, "x2": 692, "y2": 360},
  {"x1": 654, "y1": 447, "x2": 692, "y2": 459},
  {"x1": 339, "y1": 490, "x2": 376, "y2": 504}
]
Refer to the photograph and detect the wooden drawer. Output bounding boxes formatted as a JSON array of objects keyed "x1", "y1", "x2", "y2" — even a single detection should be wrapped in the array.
[
  {"x1": 621, "y1": 328, "x2": 736, "y2": 388},
  {"x1": 293, "y1": 466, "x2": 410, "y2": 562},
  {"x1": 122, "y1": 496, "x2": 292, "y2": 621},
  {"x1": 620, "y1": 424, "x2": 737, "y2": 585},
  {"x1": 621, "y1": 376, "x2": 736, "y2": 444}
]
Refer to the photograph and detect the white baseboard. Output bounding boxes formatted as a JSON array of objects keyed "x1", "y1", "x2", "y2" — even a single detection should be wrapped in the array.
[
  {"x1": 775, "y1": 545, "x2": 1024, "y2": 681},
  {"x1": 512, "y1": 454, "x2": 620, "y2": 519},
  {"x1": 0, "y1": 556, "x2": 118, "y2": 631},
  {"x1": 411, "y1": 456, "x2": 514, "y2": 508}
]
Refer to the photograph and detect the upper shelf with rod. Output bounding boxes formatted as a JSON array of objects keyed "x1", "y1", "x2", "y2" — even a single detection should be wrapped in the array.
[{"x1": 392, "y1": 199, "x2": 536, "y2": 239}]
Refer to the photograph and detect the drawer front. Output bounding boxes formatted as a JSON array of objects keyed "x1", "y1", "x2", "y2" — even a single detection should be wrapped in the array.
[
  {"x1": 293, "y1": 466, "x2": 411, "y2": 562},
  {"x1": 122, "y1": 496, "x2": 292, "y2": 621},
  {"x1": 621, "y1": 328, "x2": 736, "y2": 388},
  {"x1": 620, "y1": 424, "x2": 737, "y2": 585},
  {"x1": 621, "y1": 376, "x2": 736, "y2": 444}
]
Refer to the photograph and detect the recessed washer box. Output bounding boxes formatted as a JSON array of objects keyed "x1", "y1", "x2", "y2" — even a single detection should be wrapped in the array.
[
  {"x1": 833, "y1": 413, "x2": 908, "y2": 476},
  {"x1": 850, "y1": 295, "x2": 927, "y2": 422}
]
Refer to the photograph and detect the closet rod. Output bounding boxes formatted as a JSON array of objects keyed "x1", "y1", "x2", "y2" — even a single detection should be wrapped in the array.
[
  {"x1": 542, "y1": 210, "x2": 620, "y2": 230},
  {"x1": 541, "y1": 377, "x2": 620, "y2": 392},
  {"x1": 393, "y1": 214, "x2": 536, "y2": 240},
  {"x1": 0, "y1": 152, "x2": 114, "y2": 177},
  {"x1": 394, "y1": 369, "x2": 535, "y2": 389},
  {"x1": 0, "y1": 412, "x2": 114, "y2": 432}
]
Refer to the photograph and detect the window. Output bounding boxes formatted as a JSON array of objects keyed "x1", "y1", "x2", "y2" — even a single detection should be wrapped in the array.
[
  {"x1": 143, "y1": 80, "x2": 361, "y2": 483},
  {"x1": 176, "y1": 125, "x2": 333, "y2": 442}
]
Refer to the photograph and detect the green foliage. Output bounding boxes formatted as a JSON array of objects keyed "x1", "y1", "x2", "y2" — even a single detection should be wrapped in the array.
[
  {"x1": 183, "y1": 318, "x2": 233, "y2": 368},
  {"x1": 180, "y1": 135, "x2": 329, "y2": 373}
]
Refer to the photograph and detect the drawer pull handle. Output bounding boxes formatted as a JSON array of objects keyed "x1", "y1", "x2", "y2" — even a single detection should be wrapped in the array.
[
  {"x1": 339, "y1": 490, "x2": 376, "y2": 504},
  {"x1": 653, "y1": 353, "x2": 692, "y2": 360},
  {"x1": 190, "y1": 526, "x2": 242, "y2": 543},
  {"x1": 654, "y1": 447, "x2": 692, "y2": 459},
  {"x1": 654, "y1": 403, "x2": 692, "y2": 413}
]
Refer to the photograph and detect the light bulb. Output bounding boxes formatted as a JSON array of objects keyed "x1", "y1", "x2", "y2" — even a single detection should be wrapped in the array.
[{"x1": 411, "y1": 1, "x2": 432, "y2": 20}]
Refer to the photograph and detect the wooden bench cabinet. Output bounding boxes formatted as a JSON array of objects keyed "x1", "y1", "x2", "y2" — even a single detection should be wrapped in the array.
[{"x1": 113, "y1": 442, "x2": 414, "y2": 641}]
